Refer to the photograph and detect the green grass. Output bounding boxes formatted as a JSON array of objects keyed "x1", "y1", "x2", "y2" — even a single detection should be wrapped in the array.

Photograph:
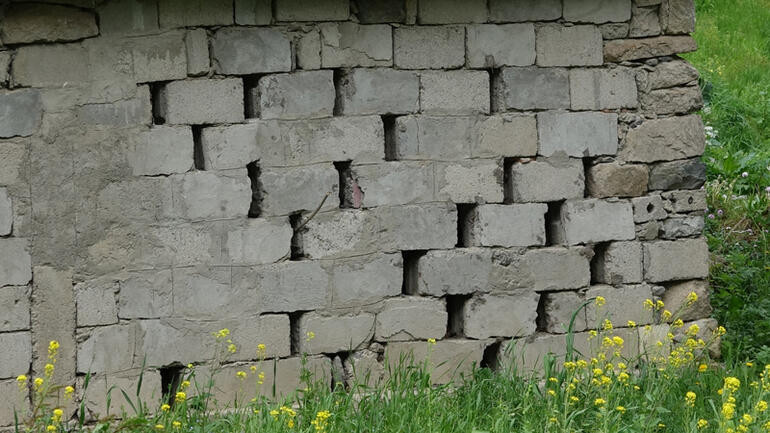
[{"x1": 683, "y1": 0, "x2": 770, "y2": 363}]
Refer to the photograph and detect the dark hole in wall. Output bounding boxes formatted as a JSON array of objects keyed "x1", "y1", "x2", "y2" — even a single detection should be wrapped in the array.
[
  {"x1": 445, "y1": 294, "x2": 470, "y2": 338},
  {"x1": 480, "y1": 341, "x2": 502, "y2": 370},
  {"x1": 332, "y1": 69, "x2": 347, "y2": 116},
  {"x1": 590, "y1": 242, "x2": 609, "y2": 284},
  {"x1": 535, "y1": 293, "x2": 549, "y2": 332},
  {"x1": 455, "y1": 203, "x2": 477, "y2": 247},
  {"x1": 246, "y1": 161, "x2": 262, "y2": 218},
  {"x1": 149, "y1": 82, "x2": 167, "y2": 125},
  {"x1": 192, "y1": 125, "x2": 205, "y2": 170},
  {"x1": 289, "y1": 212, "x2": 305, "y2": 260},
  {"x1": 243, "y1": 74, "x2": 265, "y2": 119},
  {"x1": 382, "y1": 115, "x2": 398, "y2": 161},
  {"x1": 503, "y1": 158, "x2": 517, "y2": 204},
  {"x1": 489, "y1": 68, "x2": 502, "y2": 113},
  {"x1": 334, "y1": 161, "x2": 355, "y2": 208},
  {"x1": 160, "y1": 364, "x2": 184, "y2": 402},
  {"x1": 544, "y1": 201, "x2": 563, "y2": 246},
  {"x1": 401, "y1": 250, "x2": 426, "y2": 295},
  {"x1": 289, "y1": 312, "x2": 305, "y2": 356},
  {"x1": 330, "y1": 352, "x2": 349, "y2": 391}
]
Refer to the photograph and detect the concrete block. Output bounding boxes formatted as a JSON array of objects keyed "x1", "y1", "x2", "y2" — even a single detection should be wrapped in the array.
[
  {"x1": 563, "y1": 0, "x2": 632, "y2": 23},
  {"x1": 394, "y1": 26, "x2": 465, "y2": 69},
  {"x1": 31, "y1": 267, "x2": 75, "y2": 384},
  {"x1": 644, "y1": 238, "x2": 709, "y2": 282},
  {"x1": 508, "y1": 156, "x2": 585, "y2": 202},
  {"x1": 77, "y1": 323, "x2": 136, "y2": 374},
  {"x1": 466, "y1": 24, "x2": 536, "y2": 68},
  {"x1": 420, "y1": 70, "x2": 490, "y2": 115},
  {"x1": 76, "y1": 94, "x2": 152, "y2": 127},
  {"x1": 0, "y1": 89, "x2": 42, "y2": 138},
  {"x1": 0, "y1": 3, "x2": 98, "y2": 44},
  {"x1": 245, "y1": 261, "x2": 329, "y2": 312},
  {"x1": 375, "y1": 297, "x2": 447, "y2": 341},
  {"x1": 585, "y1": 284, "x2": 656, "y2": 327},
  {"x1": 662, "y1": 189, "x2": 707, "y2": 213},
  {"x1": 523, "y1": 247, "x2": 592, "y2": 291},
  {"x1": 489, "y1": 0, "x2": 562, "y2": 22},
  {"x1": 630, "y1": 5, "x2": 661, "y2": 37},
  {"x1": 344, "y1": 348, "x2": 385, "y2": 387},
  {"x1": 0, "y1": 52, "x2": 10, "y2": 86},
  {"x1": 259, "y1": 164, "x2": 339, "y2": 216},
  {"x1": 173, "y1": 171, "x2": 251, "y2": 220},
  {"x1": 593, "y1": 241, "x2": 643, "y2": 284},
  {"x1": 570, "y1": 68, "x2": 639, "y2": 110},
  {"x1": 587, "y1": 162, "x2": 649, "y2": 198},
  {"x1": 538, "y1": 112, "x2": 618, "y2": 157},
  {"x1": 97, "y1": 0, "x2": 159, "y2": 36},
  {"x1": 0, "y1": 239, "x2": 31, "y2": 287},
  {"x1": 328, "y1": 253, "x2": 402, "y2": 308},
  {"x1": 211, "y1": 28, "x2": 292, "y2": 75},
  {"x1": 131, "y1": 32, "x2": 188, "y2": 83},
  {"x1": 1, "y1": 379, "x2": 28, "y2": 424},
  {"x1": 385, "y1": 339, "x2": 486, "y2": 384},
  {"x1": 554, "y1": 199, "x2": 635, "y2": 245},
  {"x1": 660, "y1": 0, "x2": 696, "y2": 34},
  {"x1": 640, "y1": 86, "x2": 703, "y2": 115},
  {"x1": 159, "y1": 78, "x2": 245, "y2": 125},
  {"x1": 158, "y1": 0, "x2": 233, "y2": 28},
  {"x1": 300, "y1": 210, "x2": 380, "y2": 259},
  {"x1": 77, "y1": 370, "x2": 161, "y2": 420},
  {"x1": 632, "y1": 194, "x2": 668, "y2": 223},
  {"x1": 75, "y1": 279, "x2": 118, "y2": 327},
  {"x1": 493, "y1": 66, "x2": 569, "y2": 110},
  {"x1": 435, "y1": 159, "x2": 504, "y2": 204},
  {"x1": 464, "y1": 292, "x2": 539, "y2": 339},
  {"x1": 173, "y1": 265, "x2": 258, "y2": 319},
  {"x1": 604, "y1": 35, "x2": 697, "y2": 61},
  {"x1": 0, "y1": 286, "x2": 30, "y2": 332},
  {"x1": 661, "y1": 215, "x2": 704, "y2": 239},
  {"x1": 255, "y1": 71, "x2": 335, "y2": 120},
  {"x1": 350, "y1": 161, "x2": 435, "y2": 207},
  {"x1": 539, "y1": 291, "x2": 588, "y2": 333},
  {"x1": 354, "y1": 0, "x2": 406, "y2": 23},
  {"x1": 12, "y1": 43, "x2": 90, "y2": 88},
  {"x1": 118, "y1": 269, "x2": 173, "y2": 319},
  {"x1": 186, "y1": 28, "x2": 210, "y2": 76},
  {"x1": 298, "y1": 312, "x2": 374, "y2": 354},
  {"x1": 536, "y1": 25, "x2": 603, "y2": 66},
  {"x1": 0, "y1": 332, "x2": 31, "y2": 379},
  {"x1": 319, "y1": 23, "x2": 392, "y2": 67},
  {"x1": 637, "y1": 220, "x2": 662, "y2": 241},
  {"x1": 662, "y1": 280, "x2": 711, "y2": 321},
  {"x1": 0, "y1": 188, "x2": 11, "y2": 236},
  {"x1": 336, "y1": 68, "x2": 419, "y2": 115},
  {"x1": 235, "y1": 0, "x2": 272, "y2": 25},
  {"x1": 417, "y1": 248, "x2": 493, "y2": 297},
  {"x1": 474, "y1": 115, "x2": 538, "y2": 158},
  {"x1": 648, "y1": 158, "x2": 706, "y2": 190},
  {"x1": 95, "y1": 177, "x2": 175, "y2": 225},
  {"x1": 200, "y1": 123, "x2": 276, "y2": 170},
  {"x1": 466, "y1": 204, "x2": 547, "y2": 248},
  {"x1": 224, "y1": 218, "x2": 292, "y2": 265},
  {"x1": 274, "y1": 0, "x2": 349, "y2": 21},
  {"x1": 129, "y1": 126, "x2": 194, "y2": 176},
  {"x1": 417, "y1": 0, "x2": 487, "y2": 23},
  {"x1": 375, "y1": 203, "x2": 458, "y2": 251},
  {"x1": 600, "y1": 22, "x2": 631, "y2": 39},
  {"x1": 295, "y1": 28, "x2": 322, "y2": 69}
]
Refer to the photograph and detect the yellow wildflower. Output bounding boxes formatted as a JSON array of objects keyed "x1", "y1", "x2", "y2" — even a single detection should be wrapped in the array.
[
  {"x1": 215, "y1": 328, "x2": 230, "y2": 339},
  {"x1": 44, "y1": 363, "x2": 55, "y2": 377},
  {"x1": 698, "y1": 364, "x2": 708, "y2": 372},
  {"x1": 589, "y1": 330, "x2": 598, "y2": 339},
  {"x1": 48, "y1": 340, "x2": 60, "y2": 360},
  {"x1": 34, "y1": 377, "x2": 44, "y2": 389},
  {"x1": 161, "y1": 404, "x2": 170, "y2": 412},
  {"x1": 672, "y1": 319, "x2": 684, "y2": 328},
  {"x1": 236, "y1": 371, "x2": 247, "y2": 380},
  {"x1": 723, "y1": 402, "x2": 736, "y2": 419},
  {"x1": 306, "y1": 331, "x2": 315, "y2": 341},
  {"x1": 228, "y1": 343, "x2": 237, "y2": 353},
  {"x1": 287, "y1": 419, "x2": 295, "y2": 428},
  {"x1": 662, "y1": 310, "x2": 672, "y2": 321},
  {"x1": 180, "y1": 380, "x2": 190, "y2": 390},
  {"x1": 547, "y1": 389, "x2": 556, "y2": 396},
  {"x1": 548, "y1": 377, "x2": 558, "y2": 383},
  {"x1": 644, "y1": 299, "x2": 654, "y2": 310},
  {"x1": 576, "y1": 359, "x2": 588, "y2": 369},
  {"x1": 595, "y1": 296, "x2": 606, "y2": 307},
  {"x1": 548, "y1": 417, "x2": 558, "y2": 423},
  {"x1": 686, "y1": 291, "x2": 698, "y2": 305},
  {"x1": 616, "y1": 406, "x2": 626, "y2": 413},
  {"x1": 697, "y1": 419, "x2": 708, "y2": 429},
  {"x1": 155, "y1": 424, "x2": 164, "y2": 430},
  {"x1": 716, "y1": 326, "x2": 727, "y2": 336},
  {"x1": 250, "y1": 365, "x2": 257, "y2": 372},
  {"x1": 427, "y1": 338, "x2": 436, "y2": 345},
  {"x1": 257, "y1": 343, "x2": 266, "y2": 355},
  {"x1": 64, "y1": 385, "x2": 74, "y2": 398},
  {"x1": 46, "y1": 426, "x2": 57, "y2": 432},
  {"x1": 172, "y1": 422, "x2": 181, "y2": 428},
  {"x1": 627, "y1": 320, "x2": 637, "y2": 327},
  {"x1": 175, "y1": 391, "x2": 186, "y2": 403},
  {"x1": 618, "y1": 372, "x2": 629, "y2": 383},
  {"x1": 258, "y1": 371, "x2": 265, "y2": 385},
  {"x1": 594, "y1": 398, "x2": 606, "y2": 406},
  {"x1": 724, "y1": 377, "x2": 741, "y2": 392},
  {"x1": 603, "y1": 319, "x2": 613, "y2": 330},
  {"x1": 564, "y1": 361, "x2": 576, "y2": 370},
  {"x1": 685, "y1": 391, "x2": 696, "y2": 407},
  {"x1": 757, "y1": 400, "x2": 768, "y2": 412},
  {"x1": 270, "y1": 409, "x2": 279, "y2": 418},
  {"x1": 52, "y1": 408, "x2": 63, "y2": 422},
  {"x1": 656, "y1": 300, "x2": 665, "y2": 310},
  {"x1": 612, "y1": 336, "x2": 624, "y2": 347}
]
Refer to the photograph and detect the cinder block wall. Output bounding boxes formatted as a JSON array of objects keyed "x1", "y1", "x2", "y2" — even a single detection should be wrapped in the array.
[{"x1": 0, "y1": 0, "x2": 712, "y2": 422}]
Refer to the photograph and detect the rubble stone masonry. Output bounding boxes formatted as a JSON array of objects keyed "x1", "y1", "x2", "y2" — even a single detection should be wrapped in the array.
[{"x1": 0, "y1": 0, "x2": 711, "y2": 423}]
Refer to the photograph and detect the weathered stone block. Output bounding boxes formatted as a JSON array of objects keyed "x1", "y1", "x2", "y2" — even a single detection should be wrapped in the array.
[
  {"x1": 660, "y1": 0, "x2": 696, "y2": 34},
  {"x1": 466, "y1": 204, "x2": 547, "y2": 248},
  {"x1": 417, "y1": 0, "x2": 487, "y2": 23},
  {"x1": 386, "y1": 339, "x2": 486, "y2": 384},
  {"x1": 394, "y1": 26, "x2": 465, "y2": 69},
  {"x1": 489, "y1": 0, "x2": 562, "y2": 22},
  {"x1": 587, "y1": 162, "x2": 649, "y2": 198},
  {"x1": 224, "y1": 218, "x2": 293, "y2": 265},
  {"x1": 538, "y1": 112, "x2": 619, "y2": 157},
  {"x1": 0, "y1": 188, "x2": 11, "y2": 236},
  {"x1": 466, "y1": 24, "x2": 536, "y2": 68},
  {"x1": 298, "y1": 312, "x2": 375, "y2": 354},
  {"x1": 173, "y1": 171, "x2": 251, "y2": 220},
  {"x1": 563, "y1": 0, "x2": 632, "y2": 23},
  {"x1": 336, "y1": 68, "x2": 419, "y2": 115},
  {"x1": 0, "y1": 332, "x2": 31, "y2": 379},
  {"x1": 539, "y1": 291, "x2": 588, "y2": 333},
  {"x1": 158, "y1": 0, "x2": 233, "y2": 28},
  {"x1": 350, "y1": 161, "x2": 435, "y2": 207},
  {"x1": 493, "y1": 67, "x2": 570, "y2": 110},
  {"x1": 630, "y1": 5, "x2": 661, "y2": 37},
  {"x1": 632, "y1": 194, "x2": 668, "y2": 223},
  {"x1": 661, "y1": 215, "x2": 704, "y2": 239},
  {"x1": 0, "y1": 286, "x2": 30, "y2": 332},
  {"x1": 662, "y1": 189, "x2": 707, "y2": 213},
  {"x1": 464, "y1": 292, "x2": 539, "y2": 339},
  {"x1": 97, "y1": 0, "x2": 159, "y2": 36},
  {"x1": 375, "y1": 204, "x2": 458, "y2": 251},
  {"x1": 592, "y1": 241, "x2": 644, "y2": 284},
  {"x1": 621, "y1": 115, "x2": 704, "y2": 163},
  {"x1": 131, "y1": 32, "x2": 188, "y2": 83},
  {"x1": 129, "y1": 126, "x2": 194, "y2": 176},
  {"x1": 420, "y1": 70, "x2": 490, "y2": 115},
  {"x1": 523, "y1": 247, "x2": 592, "y2": 292},
  {"x1": 0, "y1": 3, "x2": 98, "y2": 44},
  {"x1": 601, "y1": 22, "x2": 631, "y2": 39},
  {"x1": 585, "y1": 284, "x2": 655, "y2": 326},
  {"x1": 648, "y1": 158, "x2": 706, "y2": 190},
  {"x1": 259, "y1": 164, "x2": 339, "y2": 216},
  {"x1": 554, "y1": 199, "x2": 635, "y2": 245},
  {"x1": 159, "y1": 78, "x2": 245, "y2": 125},
  {"x1": 76, "y1": 94, "x2": 152, "y2": 127},
  {"x1": 417, "y1": 248, "x2": 493, "y2": 296},
  {"x1": 536, "y1": 25, "x2": 603, "y2": 66},
  {"x1": 294, "y1": 28, "x2": 322, "y2": 69},
  {"x1": 570, "y1": 68, "x2": 639, "y2": 110},
  {"x1": 300, "y1": 210, "x2": 380, "y2": 259},
  {"x1": 0, "y1": 89, "x2": 42, "y2": 138},
  {"x1": 328, "y1": 253, "x2": 402, "y2": 308},
  {"x1": 604, "y1": 36, "x2": 698, "y2": 62},
  {"x1": 641, "y1": 60, "x2": 699, "y2": 90},
  {"x1": 474, "y1": 115, "x2": 539, "y2": 158},
  {"x1": 77, "y1": 323, "x2": 137, "y2": 374},
  {"x1": 435, "y1": 160, "x2": 504, "y2": 203},
  {"x1": 118, "y1": 269, "x2": 173, "y2": 319},
  {"x1": 211, "y1": 28, "x2": 292, "y2": 75},
  {"x1": 274, "y1": 0, "x2": 349, "y2": 21},
  {"x1": 640, "y1": 86, "x2": 703, "y2": 114},
  {"x1": 319, "y1": 23, "x2": 392, "y2": 67},
  {"x1": 643, "y1": 238, "x2": 709, "y2": 282},
  {"x1": 173, "y1": 266, "x2": 259, "y2": 319},
  {"x1": 75, "y1": 279, "x2": 118, "y2": 327},
  {"x1": 12, "y1": 43, "x2": 90, "y2": 87},
  {"x1": 235, "y1": 0, "x2": 272, "y2": 25},
  {"x1": 375, "y1": 297, "x2": 447, "y2": 341},
  {"x1": 508, "y1": 156, "x2": 585, "y2": 202},
  {"x1": 200, "y1": 123, "x2": 262, "y2": 170},
  {"x1": 1, "y1": 379, "x2": 28, "y2": 424},
  {"x1": 257, "y1": 71, "x2": 335, "y2": 120},
  {"x1": 0, "y1": 239, "x2": 31, "y2": 287},
  {"x1": 246, "y1": 261, "x2": 329, "y2": 312},
  {"x1": 662, "y1": 280, "x2": 711, "y2": 321},
  {"x1": 354, "y1": 0, "x2": 406, "y2": 23},
  {"x1": 186, "y1": 28, "x2": 210, "y2": 76},
  {"x1": 636, "y1": 220, "x2": 662, "y2": 241}
]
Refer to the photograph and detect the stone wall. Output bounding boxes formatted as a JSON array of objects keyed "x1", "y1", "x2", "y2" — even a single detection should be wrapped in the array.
[{"x1": 0, "y1": 0, "x2": 711, "y2": 423}]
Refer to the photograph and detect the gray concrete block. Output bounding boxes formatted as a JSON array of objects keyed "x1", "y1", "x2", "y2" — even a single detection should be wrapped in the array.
[
  {"x1": 662, "y1": 189, "x2": 707, "y2": 213},
  {"x1": 173, "y1": 265, "x2": 258, "y2": 319},
  {"x1": 417, "y1": 248, "x2": 493, "y2": 296},
  {"x1": 374, "y1": 203, "x2": 458, "y2": 251},
  {"x1": 211, "y1": 27, "x2": 292, "y2": 75},
  {"x1": 0, "y1": 239, "x2": 31, "y2": 287},
  {"x1": 522, "y1": 247, "x2": 591, "y2": 291},
  {"x1": 354, "y1": 0, "x2": 406, "y2": 23},
  {"x1": 420, "y1": 70, "x2": 490, "y2": 115},
  {"x1": 586, "y1": 162, "x2": 649, "y2": 198},
  {"x1": 259, "y1": 164, "x2": 340, "y2": 216},
  {"x1": 464, "y1": 292, "x2": 539, "y2": 339},
  {"x1": 97, "y1": 0, "x2": 159, "y2": 36},
  {"x1": 539, "y1": 291, "x2": 588, "y2": 333},
  {"x1": 585, "y1": 284, "x2": 655, "y2": 326},
  {"x1": 0, "y1": 332, "x2": 31, "y2": 379},
  {"x1": 350, "y1": 161, "x2": 435, "y2": 207},
  {"x1": 76, "y1": 93, "x2": 152, "y2": 127},
  {"x1": 467, "y1": 24, "x2": 536, "y2": 68},
  {"x1": 493, "y1": 67, "x2": 570, "y2": 110},
  {"x1": 604, "y1": 35, "x2": 697, "y2": 62},
  {"x1": 246, "y1": 261, "x2": 329, "y2": 312},
  {"x1": 375, "y1": 297, "x2": 447, "y2": 341},
  {"x1": 77, "y1": 323, "x2": 137, "y2": 374},
  {"x1": 538, "y1": 111, "x2": 619, "y2": 157},
  {"x1": 328, "y1": 253, "x2": 402, "y2": 308},
  {"x1": 158, "y1": 0, "x2": 233, "y2": 28},
  {"x1": 12, "y1": 43, "x2": 90, "y2": 87},
  {"x1": 600, "y1": 22, "x2": 631, "y2": 39},
  {"x1": 554, "y1": 199, "x2": 635, "y2": 245},
  {"x1": 592, "y1": 241, "x2": 644, "y2": 284},
  {"x1": 131, "y1": 32, "x2": 188, "y2": 83},
  {"x1": 661, "y1": 215, "x2": 704, "y2": 239},
  {"x1": 75, "y1": 279, "x2": 118, "y2": 327},
  {"x1": 160, "y1": 78, "x2": 244, "y2": 125},
  {"x1": 435, "y1": 159, "x2": 504, "y2": 204},
  {"x1": 129, "y1": 126, "x2": 194, "y2": 176},
  {"x1": 275, "y1": 0, "x2": 349, "y2": 21},
  {"x1": 570, "y1": 68, "x2": 639, "y2": 110},
  {"x1": 489, "y1": 0, "x2": 562, "y2": 22},
  {"x1": 118, "y1": 269, "x2": 173, "y2": 319},
  {"x1": 385, "y1": 339, "x2": 486, "y2": 384},
  {"x1": 509, "y1": 156, "x2": 585, "y2": 202},
  {"x1": 0, "y1": 3, "x2": 98, "y2": 44},
  {"x1": 257, "y1": 71, "x2": 335, "y2": 120},
  {"x1": 223, "y1": 218, "x2": 293, "y2": 265},
  {"x1": 417, "y1": 0, "x2": 487, "y2": 23},
  {"x1": 632, "y1": 194, "x2": 668, "y2": 223},
  {"x1": 536, "y1": 25, "x2": 603, "y2": 66},
  {"x1": 319, "y1": 23, "x2": 392, "y2": 67},
  {"x1": 172, "y1": 171, "x2": 252, "y2": 220},
  {"x1": 0, "y1": 286, "x2": 30, "y2": 332},
  {"x1": 0, "y1": 89, "x2": 42, "y2": 138},
  {"x1": 0, "y1": 188, "x2": 11, "y2": 236},
  {"x1": 298, "y1": 312, "x2": 375, "y2": 354},
  {"x1": 200, "y1": 123, "x2": 274, "y2": 170},
  {"x1": 336, "y1": 68, "x2": 419, "y2": 115},
  {"x1": 643, "y1": 238, "x2": 709, "y2": 282},
  {"x1": 235, "y1": 0, "x2": 272, "y2": 25},
  {"x1": 31, "y1": 267, "x2": 75, "y2": 384},
  {"x1": 299, "y1": 209, "x2": 380, "y2": 259},
  {"x1": 186, "y1": 28, "x2": 210, "y2": 76},
  {"x1": 295, "y1": 28, "x2": 322, "y2": 69},
  {"x1": 466, "y1": 204, "x2": 547, "y2": 248},
  {"x1": 394, "y1": 26, "x2": 465, "y2": 69},
  {"x1": 563, "y1": 0, "x2": 632, "y2": 23}
]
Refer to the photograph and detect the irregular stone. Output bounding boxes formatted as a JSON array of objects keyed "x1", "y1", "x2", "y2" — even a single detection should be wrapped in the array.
[
  {"x1": 223, "y1": 218, "x2": 293, "y2": 265},
  {"x1": 118, "y1": 269, "x2": 173, "y2": 319},
  {"x1": 417, "y1": 0, "x2": 487, "y2": 23},
  {"x1": 642, "y1": 60, "x2": 699, "y2": 90},
  {"x1": 553, "y1": 199, "x2": 635, "y2": 245},
  {"x1": 570, "y1": 68, "x2": 639, "y2": 110},
  {"x1": 336, "y1": 68, "x2": 419, "y2": 115},
  {"x1": 0, "y1": 89, "x2": 43, "y2": 138},
  {"x1": 375, "y1": 297, "x2": 447, "y2": 341},
  {"x1": 465, "y1": 204, "x2": 547, "y2": 248},
  {"x1": 536, "y1": 25, "x2": 603, "y2": 66},
  {"x1": 0, "y1": 3, "x2": 98, "y2": 44},
  {"x1": 630, "y1": 6, "x2": 661, "y2": 37},
  {"x1": 592, "y1": 241, "x2": 644, "y2": 284},
  {"x1": 417, "y1": 248, "x2": 493, "y2": 296},
  {"x1": 508, "y1": 156, "x2": 585, "y2": 202},
  {"x1": 662, "y1": 189, "x2": 707, "y2": 213},
  {"x1": 328, "y1": 253, "x2": 402, "y2": 308},
  {"x1": 604, "y1": 36, "x2": 698, "y2": 62},
  {"x1": 585, "y1": 284, "x2": 655, "y2": 326},
  {"x1": 274, "y1": 0, "x2": 349, "y2": 21},
  {"x1": 354, "y1": 0, "x2": 406, "y2": 23},
  {"x1": 158, "y1": 0, "x2": 233, "y2": 28},
  {"x1": 648, "y1": 158, "x2": 706, "y2": 190},
  {"x1": 259, "y1": 164, "x2": 340, "y2": 216},
  {"x1": 257, "y1": 70, "x2": 335, "y2": 120},
  {"x1": 211, "y1": 27, "x2": 292, "y2": 75},
  {"x1": 0, "y1": 188, "x2": 11, "y2": 236},
  {"x1": 489, "y1": 0, "x2": 562, "y2": 22},
  {"x1": 466, "y1": 24, "x2": 536, "y2": 68},
  {"x1": 632, "y1": 194, "x2": 668, "y2": 223},
  {"x1": 159, "y1": 78, "x2": 244, "y2": 125},
  {"x1": 587, "y1": 162, "x2": 649, "y2": 198},
  {"x1": 636, "y1": 220, "x2": 661, "y2": 240},
  {"x1": 319, "y1": 23, "x2": 392, "y2": 67},
  {"x1": 350, "y1": 161, "x2": 435, "y2": 207},
  {"x1": 643, "y1": 238, "x2": 709, "y2": 282},
  {"x1": 0, "y1": 239, "x2": 31, "y2": 287},
  {"x1": 539, "y1": 291, "x2": 588, "y2": 333},
  {"x1": 464, "y1": 292, "x2": 539, "y2": 339},
  {"x1": 186, "y1": 28, "x2": 210, "y2": 76},
  {"x1": 298, "y1": 312, "x2": 375, "y2": 354},
  {"x1": 435, "y1": 160, "x2": 504, "y2": 203},
  {"x1": 385, "y1": 339, "x2": 486, "y2": 384},
  {"x1": 12, "y1": 43, "x2": 90, "y2": 87},
  {"x1": 563, "y1": 0, "x2": 632, "y2": 23},
  {"x1": 0, "y1": 286, "x2": 30, "y2": 332},
  {"x1": 0, "y1": 52, "x2": 10, "y2": 86},
  {"x1": 129, "y1": 126, "x2": 194, "y2": 176},
  {"x1": 235, "y1": 0, "x2": 272, "y2": 25},
  {"x1": 0, "y1": 332, "x2": 31, "y2": 379},
  {"x1": 538, "y1": 112, "x2": 619, "y2": 157},
  {"x1": 621, "y1": 115, "x2": 705, "y2": 163},
  {"x1": 662, "y1": 280, "x2": 711, "y2": 321},
  {"x1": 660, "y1": 0, "x2": 696, "y2": 34},
  {"x1": 393, "y1": 26, "x2": 465, "y2": 69},
  {"x1": 420, "y1": 70, "x2": 490, "y2": 115},
  {"x1": 493, "y1": 67, "x2": 569, "y2": 110},
  {"x1": 640, "y1": 86, "x2": 703, "y2": 114},
  {"x1": 660, "y1": 215, "x2": 704, "y2": 239},
  {"x1": 599, "y1": 23, "x2": 630, "y2": 39},
  {"x1": 75, "y1": 279, "x2": 118, "y2": 327}
]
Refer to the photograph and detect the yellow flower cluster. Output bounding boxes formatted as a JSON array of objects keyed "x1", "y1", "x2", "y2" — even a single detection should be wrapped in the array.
[{"x1": 310, "y1": 410, "x2": 332, "y2": 432}]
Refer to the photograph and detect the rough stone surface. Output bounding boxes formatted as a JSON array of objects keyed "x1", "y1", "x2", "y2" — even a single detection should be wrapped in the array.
[
  {"x1": 630, "y1": 5, "x2": 661, "y2": 37},
  {"x1": 587, "y1": 162, "x2": 649, "y2": 198},
  {"x1": 186, "y1": 28, "x2": 210, "y2": 76},
  {"x1": 660, "y1": 0, "x2": 696, "y2": 34},
  {"x1": 129, "y1": 126, "x2": 194, "y2": 176},
  {"x1": 211, "y1": 27, "x2": 292, "y2": 75},
  {"x1": 538, "y1": 112, "x2": 619, "y2": 157},
  {"x1": 394, "y1": 26, "x2": 465, "y2": 69},
  {"x1": 585, "y1": 284, "x2": 655, "y2": 326},
  {"x1": 257, "y1": 71, "x2": 335, "y2": 120},
  {"x1": 536, "y1": 25, "x2": 604, "y2": 66},
  {"x1": 648, "y1": 158, "x2": 707, "y2": 190},
  {"x1": 539, "y1": 291, "x2": 588, "y2": 333},
  {"x1": 570, "y1": 68, "x2": 639, "y2": 110},
  {"x1": 466, "y1": 204, "x2": 548, "y2": 248},
  {"x1": 0, "y1": 286, "x2": 31, "y2": 332},
  {"x1": 463, "y1": 292, "x2": 539, "y2": 339},
  {"x1": 328, "y1": 253, "x2": 402, "y2": 308},
  {"x1": 375, "y1": 297, "x2": 447, "y2": 341},
  {"x1": 0, "y1": 89, "x2": 43, "y2": 138},
  {"x1": 0, "y1": 239, "x2": 32, "y2": 287},
  {"x1": 554, "y1": 199, "x2": 635, "y2": 245},
  {"x1": 661, "y1": 215, "x2": 704, "y2": 239},
  {"x1": 592, "y1": 241, "x2": 644, "y2": 284},
  {"x1": 435, "y1": 160, "x2": 504, "y2": 204},
  {"x1": 420, "y1": 70, "x2": 490, "y2": 115},
  {"x1": 1, "y1": 3, "x2": 98, "y2": 44},
  {"x1": 0, "y1": 332, "x2": 31, "y2": 379},
  {"x1": 159, "y1": 79, "x2": 245, "y2": 125},
  {"x1": 640, "y1": 86, "x2": 704, "y2": 114},
  {"x1": 662, "y1": 189, "x2": 707, "y2": 213},
  {"x1": 641, "y1": 60, "x2": 700, "y2": 90},
  {"x1": 386, "y1": 340, "x2": 487, "y2": 384},
  {"x1": 354, "y1": 0, "x2": 406, "y2": 23},
  {"x1": 158, "y1": 0, "x2": 233, "y2": 28},
  {"x1": 632, "y1": 194, "x2": 668, "y2": 223},
  {"x1": 662, "y1": 280, "x2": 712, "y2": 322},
  {"x1": 75, "y1": 280, "x2": 118, "y2": 327},
  {"x1": 298, "y1": 313, "x2": 375, "y2": 354},
  {"x1": 320, "y1": 23, "x2": 392, "y2": 67},
  {"x1": 605, "y1": 36, "x2": 698, "y2": 61},
  {"x1": 493, "y1": 67, "x2": 570, "y2": 110},
  {"x1": 466, "y1": 24, "x2": 536, "y2": 68},
  {"x1": 563, "y1": 0, "x2": 632, "y2": 23},
  {"x1": 508, "y1": 156, "x2": 585, "y2": 202},
  {"x1": 259, "y1": 164, "x2": 339, "y2": 216},
  {"x1": 644, "y1": 238, "x2": 710, "y2": 282},
  {"x1": 336, "y1": 68, "x2": 419, "y2": 115},
  {"x1": 621, "y1": 115, "x2": 705, "y2": 163},
  {"x1": 417, "y1": 248, "x2": 493, "y2": 296}
]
